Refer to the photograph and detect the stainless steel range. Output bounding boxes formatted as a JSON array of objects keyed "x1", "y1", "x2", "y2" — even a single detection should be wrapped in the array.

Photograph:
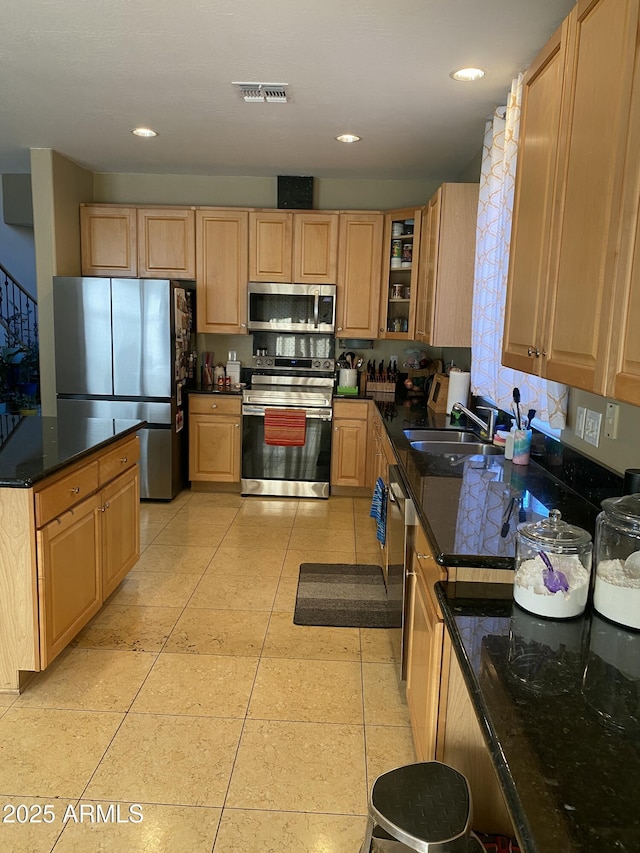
[{"x1": 241, "y1": 356, "x2": 335, "y2": 499}]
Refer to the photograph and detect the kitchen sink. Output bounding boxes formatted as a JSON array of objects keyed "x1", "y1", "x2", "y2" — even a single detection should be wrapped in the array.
[
  {"x1": 409, "y1": 440, "x2": 503, "y2": 456},
  {"x1": 403, "y1": 429, "x2": 482, "y2": 443}
]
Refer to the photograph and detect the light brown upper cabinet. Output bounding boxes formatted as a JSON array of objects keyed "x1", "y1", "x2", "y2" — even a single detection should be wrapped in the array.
[
  {"x1": 80, "y1": 205, "x2": 137, "y2": 277},
  {"x1": 80, "y1": 204, "x2": 196, "y2": 279},
  {"x1": 196, "y1": 208, "x2": 249, "y2": 335},
  {"x1": 604, "y1": 5, "x2": 640, "y2": 405},
  {"x1": 336, "y1": 213, "x2": 383, "y2": 339},
  {"x1": 415, "y1": 184, "x2": 478, "y2": 347},
  {"x1": 136, "y1": 208, "x2": 195, "y2": 278},
  {"x1": 249, "y1": 211, "x2": 338, "y2": 283},
  {"x1": 504, "y1": 0, "x2": 640, "y2": 395},
  {"x1": 378, "y1": 207, "x2": 422, "y2": 339}
]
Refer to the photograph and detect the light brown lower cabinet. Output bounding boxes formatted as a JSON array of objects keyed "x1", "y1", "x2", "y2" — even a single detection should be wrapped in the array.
[
  {"x1": 405, "y1": 524, "x2": 448, "y2": 761},
  {"x1": 330, "y1": 399, "x2": 369, "y2": 487},
  {"x1": 437, "y1": 646, "x2": 515, "y2": 837},
  {"x1": 0, "y1": 433, "x2": 141, "y2": 692},
  {"x1": 405, "y1": 521, "x2": 515, "y2": 836},
  {"x1": 189, "y1": 395, "x2": 241, "y2": 483}
]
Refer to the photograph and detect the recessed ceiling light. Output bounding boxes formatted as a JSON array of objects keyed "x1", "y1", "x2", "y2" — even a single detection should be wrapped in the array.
[
  {"x1": 336, "y1": 133, "x2": 361, "y2": 144},
  {"x1": 450, "y1": 67, "x2": 485, "y2": 82},
  {"x1": 131, "y1": 127, "x2": 158, "y2": 138}
]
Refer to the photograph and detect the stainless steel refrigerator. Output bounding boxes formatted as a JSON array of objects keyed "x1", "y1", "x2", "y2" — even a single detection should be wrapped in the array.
[{"x1": 53, "y1": 277, "x2": 196, "y2": 500}]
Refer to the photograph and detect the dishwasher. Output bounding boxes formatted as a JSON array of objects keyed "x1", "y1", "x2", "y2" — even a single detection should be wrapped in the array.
[{"x1": 387, "y1": 465, "x2": 416, "y2": 679}]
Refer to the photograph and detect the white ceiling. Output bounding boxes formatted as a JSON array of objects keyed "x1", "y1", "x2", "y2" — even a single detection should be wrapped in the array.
[{"x1": 1, "y1": 0, "x2": 575, "y2": 181}]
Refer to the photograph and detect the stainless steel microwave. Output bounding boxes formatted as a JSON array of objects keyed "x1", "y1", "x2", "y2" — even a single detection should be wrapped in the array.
[{"x1": 247, "y1": 282, "x2": 337, "y2": 334}]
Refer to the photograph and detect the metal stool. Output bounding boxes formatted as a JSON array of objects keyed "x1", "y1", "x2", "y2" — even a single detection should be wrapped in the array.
[{"x1": 360, "y1": 761, "x2": 485, "y2": 853}]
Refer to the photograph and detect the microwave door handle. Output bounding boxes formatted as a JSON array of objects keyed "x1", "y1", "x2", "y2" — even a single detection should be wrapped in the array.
[{"x1": 313, "y1": 289, "x2": 319, "y2": 329}]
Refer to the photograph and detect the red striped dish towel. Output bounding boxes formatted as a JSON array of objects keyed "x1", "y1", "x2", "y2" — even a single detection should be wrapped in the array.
[{"x1": 264, "y1": 408, "x2": 306, "y2": 446}]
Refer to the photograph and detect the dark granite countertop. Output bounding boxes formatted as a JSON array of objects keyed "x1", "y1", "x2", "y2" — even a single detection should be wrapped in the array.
[
  {"x1": 377, "y1": 395, "x2": 623, "y2": 570},
  {"x1": 437, "y1": 581, "x2": 640, "y2": 853},
  {"x1": 0, "y1": 415, "x2": 145, "y2": 488}
]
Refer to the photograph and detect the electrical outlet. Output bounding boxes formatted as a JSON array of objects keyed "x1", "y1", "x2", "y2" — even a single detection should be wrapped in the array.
[
  {"x1": 584, "y1": 409, "x2": 602, "y2": 447},
  {"x1": 605, "y1": 402, "x2": 619, "y2": 439},
  {"x1": 575, "y1": 405, "x2": 586, "y2": 439}
]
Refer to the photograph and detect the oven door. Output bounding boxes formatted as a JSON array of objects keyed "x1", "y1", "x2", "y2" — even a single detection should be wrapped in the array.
[
  {"x1": 247, "y1": 282, "x2": 336, "y2": 334},
  {"x1": 241, "y1": 403, "x2": 333, "y2": 498}
]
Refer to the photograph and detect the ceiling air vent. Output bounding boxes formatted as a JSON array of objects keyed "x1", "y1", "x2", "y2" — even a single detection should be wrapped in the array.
[{"x1": 233, "y1": 82, "x2": 288, "y2": 103}]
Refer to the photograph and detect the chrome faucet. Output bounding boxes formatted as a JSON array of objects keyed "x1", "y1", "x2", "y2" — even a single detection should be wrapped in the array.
[{"x1": 451, "y1": 402, "x2": 498, "y2": 440}]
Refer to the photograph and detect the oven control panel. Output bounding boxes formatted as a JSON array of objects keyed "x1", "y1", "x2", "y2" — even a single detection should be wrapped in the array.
[{"x1": 252, "y1": 356, "x2": 335, "y2": 373}]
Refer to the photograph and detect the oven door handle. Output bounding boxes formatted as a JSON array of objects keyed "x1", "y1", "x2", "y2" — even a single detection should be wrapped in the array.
[
  {"x1": 313, "y1": 289, "x2": 319, "y2": 329},
  {"x1": 242, "y1": 405, "x2": 332, "y2": 421}
]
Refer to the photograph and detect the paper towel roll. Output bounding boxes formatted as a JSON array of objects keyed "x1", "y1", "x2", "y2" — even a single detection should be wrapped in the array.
[{"x1": 445, "y1": 371, "x2": 471, "y2": 414}]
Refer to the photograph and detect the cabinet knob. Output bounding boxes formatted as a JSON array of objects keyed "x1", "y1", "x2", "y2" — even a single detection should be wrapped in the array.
[
  {"x1": 70, "y1": 486, "x2": 80, "y2": 494},
  {"x1": 379, "y1": 328, "x2": 384, "y2": 333},
  {"x1": 234, "y1": 423, "x2": 239, "y2": 428},
  {"x1": 120, "y1": 456, "x2": 128, "y2": 464},
  {"x1": 240, "y1": 323, "x2": 247, "y2": 328},
  {"x1": 541, "y1": 350, "x2": 548, "y2": 357},
  {"x1": 101, "y1": 500, "x2": 110, "y2": 512},
  {"x1": 337, "y1": 326, "x2": 343, "y2": 332},
  {"x1": 210, "y1": 404, "x2": 217, "y2": 409}
]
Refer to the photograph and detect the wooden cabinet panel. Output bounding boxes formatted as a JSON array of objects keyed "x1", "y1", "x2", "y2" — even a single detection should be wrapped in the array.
[
  {"x1": 36, "y1": 493, "x2": 102, "y2": 668},
  {"x1": 331, "y1": 400, "x2": 368, "y2": 487},
  {"x1": 503, "y1": 25, "x2": 565, "y2": 375},
  {"x1": 189, "y1": 395, "x2": 241, "y2": 482},
  {"x1": 505, "y1": 0, "x2": 640, "y2": 395},
  {"x1": 35, "y1": 461, "x2": 100, "y2": 528},
  {"x1": 543, "y1": 0, "x2": 636, "y2": 393},
  {"x1": 249, "y1": 212, "x2": 293, "y2": 282},
  {"x1": 98, "y1": 435, "x2": 139, "y2": 485},
  {"x1": 438, "y1": 648, "x2": 514, "y2": 836},
  {"x1": 293, "y1": 213, "x2": 338, "y2": 283},
  {"x1": 336, "y1": 213, "x2": 383, "y2": 338},
  {"x1": 416, "y1": 184, "x2": 478, "y2": 347},
  {"x1": 196, "y1": 209, "x2": 249, "y2": 334},
  {"x1": 137, "y1": 208, "x2": 195, "y2": 279},
  {"x1": 80, "y1": 205, "x2": 137, "y2": 277},
  {"x1": 101, "y1": 466, "x2": 140, "y2": 600},
  {"x1": 405, "y1": 560, "x2": 444, "y2": 761}
]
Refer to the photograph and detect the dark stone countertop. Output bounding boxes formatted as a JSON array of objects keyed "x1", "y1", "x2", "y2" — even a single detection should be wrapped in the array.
[
  {"x1": 0, "y1": 415, "x2": 145, "y2": 488},
  {"x1": 437, "y1": 581, "x2": 640, "y2": 853},
  {"x1": 376, "y1": 392, "x2": 635, "y2": 852},
  {"x1": 377, "y1": 395, "x2": 623, "y2": 570}
]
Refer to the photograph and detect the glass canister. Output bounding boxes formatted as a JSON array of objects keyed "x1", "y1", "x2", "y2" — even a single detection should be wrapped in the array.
[
  {"x1": 593, "y1": 493, "x2": 640, "y2": 630},
  {"x1": 513, "y1": 509, "x2": 593, "y2": 619}
]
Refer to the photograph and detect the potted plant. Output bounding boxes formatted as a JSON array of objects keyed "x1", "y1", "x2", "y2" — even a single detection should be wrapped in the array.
[{"x1": 16, "y1": 390, "x2": 38, "y2": 416}]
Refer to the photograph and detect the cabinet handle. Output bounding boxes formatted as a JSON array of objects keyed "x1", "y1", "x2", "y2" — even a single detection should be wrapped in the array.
[
  {"x1": 527, "y1": 346, "x2": 535, "y2": 356},
  {"x1": 70, "y1": 486, "x2": 80, "y2": 494},
  {"x1": 101, "y1": 501, "x2": 110, "y2": 512},
  {"x1": 406, "y1": 571, "x2": 417, "y2": 577},
  {"x1": 120, "y1": 456, "x2": 128, "y2": 463},
  {"x1": 210, "y1": 404, "x2": 217, "y2": 409}
]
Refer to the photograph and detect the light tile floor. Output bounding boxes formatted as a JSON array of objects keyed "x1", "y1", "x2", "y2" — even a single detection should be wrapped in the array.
[{"x1": 0, "y1": 492, "x2": 415, "y2": 853}]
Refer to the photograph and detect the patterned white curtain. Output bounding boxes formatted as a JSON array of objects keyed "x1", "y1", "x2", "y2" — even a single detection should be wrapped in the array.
[{"x1": 471, "y1": 74, "x2": 568, "y2": 429}]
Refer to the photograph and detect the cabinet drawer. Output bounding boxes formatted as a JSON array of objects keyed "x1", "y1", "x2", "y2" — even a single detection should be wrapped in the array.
[
  {"x1": 189, "y1": 394, "x2": 241, "y2": 416},
  {"x1": 333, "y1": 399, "x2": 368, "y2": 419},
  {"x1": 35, "y1": 461, "x2": 100, "y2": 528},
  {"x1": 99, "y1": 436, "x2": 140, "y2": 486}
]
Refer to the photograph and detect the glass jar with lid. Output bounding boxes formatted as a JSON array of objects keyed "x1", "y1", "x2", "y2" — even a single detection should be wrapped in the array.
[
  {"x1": 593, "y1": 493, "x2": 640, "y2": 630},
  {"x1": 513, "y1": 509, "x2": 592, "y2": 619}
]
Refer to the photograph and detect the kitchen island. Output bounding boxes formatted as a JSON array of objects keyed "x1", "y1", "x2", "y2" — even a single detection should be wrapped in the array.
[
  {"x1": 0, "y1": 415, "x2": 144, "y2": 693},
  {"x1": 375, "y1": 393, "x2": 635, "y2": 852}
]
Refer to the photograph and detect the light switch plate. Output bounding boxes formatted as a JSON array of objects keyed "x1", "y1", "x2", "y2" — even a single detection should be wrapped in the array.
[
  {"x1": 584, "y1": 409, "x2": 602, "y2": 447},
  {"x1": 575, "y1": 405, "x2": 586, "y2": 439},
  {"x1": 604, "y1": 401, "x2": 619, "y2": 439}
]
